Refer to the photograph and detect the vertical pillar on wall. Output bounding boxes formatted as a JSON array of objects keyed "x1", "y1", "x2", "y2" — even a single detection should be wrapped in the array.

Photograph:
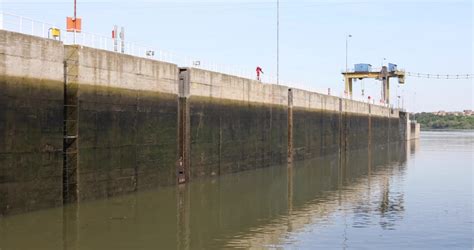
[
  {"x1": 269, "y1": 86, "x2": 274, "y2": 166},
  {"x1": 178, "y1": 68, "x2": 191, "y2": 184},
  {"x1": 405, "y1": 112, "x2": 410, "y2": 141},
  {"x1": 368, "y1": 104, "x2": 372, "y2": 147},
  {"x1": 387, "y1": 109, "x2": 391, "y2": 144},
  {"x1": 407, "y1": 113, "x2": 411, "y2": 141},
  {"x1": 342, "y1": 100, "x2": 348, "y2": 153},
  {"x1": 287, "y1": 89, "x2": 293, "y2": 164},
  {"x1": 63, "y1": 45, "x2": 80, "y2": 204},
  {"x1": 338, "y1": 98, "x2": 344, "y2": 188},
  {"x1": 177, "y1": 70, "x2": 191, "y2": 249},
  {"x1": 218, "y1": 116, "x2": 222, "y2": 176},
  {"x1": 367, "y1": 104, "x2": 372, "y2": 189}
]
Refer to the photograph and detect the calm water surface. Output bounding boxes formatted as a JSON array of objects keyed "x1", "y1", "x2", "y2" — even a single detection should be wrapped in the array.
[{"x1": 0, "y1": 131, "x2": 472, "y2": 249}]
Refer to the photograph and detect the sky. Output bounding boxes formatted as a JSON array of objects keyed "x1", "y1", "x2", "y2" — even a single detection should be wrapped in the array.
[{"x1": 1, "y1": 0, "x2": 472, "y2": 112}]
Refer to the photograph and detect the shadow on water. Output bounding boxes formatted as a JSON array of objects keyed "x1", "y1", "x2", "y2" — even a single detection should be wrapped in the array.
[{"x1": 0, "y1": 142, "x2": 412, "y2": 249}]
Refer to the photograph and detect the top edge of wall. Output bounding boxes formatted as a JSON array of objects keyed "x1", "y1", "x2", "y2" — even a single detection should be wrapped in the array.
[
  {"x1": 184, "y1": 67, "x2": 289, "y2": 106},
  {"x1": 64, "y1": 44, "x2": 179, "y2": 68},
  {"x1": 0, "y1": 30, "x2": 64, "y2": 82},
  {"x1": 64, "y1": 45, "x2": 179, "y2": 95}
]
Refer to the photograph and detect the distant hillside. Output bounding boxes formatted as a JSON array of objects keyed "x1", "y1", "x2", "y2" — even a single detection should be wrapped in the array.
[{"x1": 413, "y1": 113, "x2": 474, "y2": 130}]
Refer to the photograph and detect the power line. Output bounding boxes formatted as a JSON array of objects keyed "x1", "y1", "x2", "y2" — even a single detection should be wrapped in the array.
[{"x1": 405, "y1": 72, "x2": 472, "y2": 79}]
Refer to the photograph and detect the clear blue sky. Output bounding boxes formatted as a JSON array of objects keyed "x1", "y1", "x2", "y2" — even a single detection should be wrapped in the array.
[{"x1": 1, "y1": 0, "x2": 472, "y2": 112}]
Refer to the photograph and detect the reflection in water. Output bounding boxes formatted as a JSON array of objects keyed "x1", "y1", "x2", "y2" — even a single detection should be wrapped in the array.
[
  {"x1": 226, "y1": 143, "x2": 408, "y2": 248},
  {"x1": 1, "y1": 142, "x2": 412, "y2": 249},
  {"x1": 378, "y1": 177, "x2": 405, "y2": 230}
]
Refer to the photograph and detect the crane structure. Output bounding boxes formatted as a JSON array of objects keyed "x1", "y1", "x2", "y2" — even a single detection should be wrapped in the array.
[{"x1": 342, "y1": 64, "x2": 405, "y2": 105}]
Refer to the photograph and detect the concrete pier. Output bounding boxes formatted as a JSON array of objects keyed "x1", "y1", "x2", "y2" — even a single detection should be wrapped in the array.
[{"x1": 0, "y1": 30, "x2": 417, "y2": 215}]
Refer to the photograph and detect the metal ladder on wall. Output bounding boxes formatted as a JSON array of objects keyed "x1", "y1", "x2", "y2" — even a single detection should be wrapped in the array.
[{"x1": 63, "y1": 46, "x2": 79, "y2": 203}]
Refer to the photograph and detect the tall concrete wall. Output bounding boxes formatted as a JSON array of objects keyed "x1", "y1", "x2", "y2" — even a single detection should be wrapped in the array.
[
  {"x1": 0, "y1": 30, "x2": 64, "y2": 214},
  {"x1": 64, "y1": 45, "x2": 179, "y2": 201},
  {"x1": 179, "y1": 68, "x2": 288, "y2": 178},
  {"x1": 0, "y1": 30, "x2": 410, "y2": 216},
  {"x1": 290, "y1": 89, "x2": 341, "y2": 161},
  {"x1": 289, "y1": 88, "x2": 406, "y2": 161},
  {"x1": 342, "y1": 99, "x2": 371, "y2": 151}
]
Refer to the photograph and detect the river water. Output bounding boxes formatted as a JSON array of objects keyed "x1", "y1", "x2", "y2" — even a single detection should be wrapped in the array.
[{"x1": 0, "y1": 131, "x2": 472, "y2": 249}]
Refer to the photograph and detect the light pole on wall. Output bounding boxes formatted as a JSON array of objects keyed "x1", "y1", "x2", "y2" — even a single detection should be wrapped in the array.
[
  {"x1": 345, "y1": 34, "x2": 352, "y2": 73},
  {"x1": 277, "y1": 0, "x2": 280, "y2": 85}
]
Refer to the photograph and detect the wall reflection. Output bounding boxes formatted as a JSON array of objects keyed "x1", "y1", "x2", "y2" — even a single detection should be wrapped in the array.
[{"x1": 0, "y1": 142, "x2": 409, "y2": 250}]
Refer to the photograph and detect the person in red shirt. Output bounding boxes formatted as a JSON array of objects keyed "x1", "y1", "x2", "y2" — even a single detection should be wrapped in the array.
[{"x1": 256, "y1": 66, "x2": 264, "y2": 81}]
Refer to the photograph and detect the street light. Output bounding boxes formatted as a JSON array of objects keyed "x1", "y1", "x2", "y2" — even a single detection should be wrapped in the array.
[
  {"x1": 345, "y1": 34, "x2": 352, "y2": 73},
  {"x1": 277, "y1": 0, "x2": 280, "y2": 85}
]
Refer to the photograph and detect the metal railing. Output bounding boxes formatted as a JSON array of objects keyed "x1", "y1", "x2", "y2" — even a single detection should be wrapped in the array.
[
  {"x1": 0, "y1": 12, "x2": 262, "y2": 80},
  {"x1": 0, "y1": 11, "x2": 396, "y2": 108},
  {"x1": 1, "y1": 12, "x2": 59, "y2": 39}
]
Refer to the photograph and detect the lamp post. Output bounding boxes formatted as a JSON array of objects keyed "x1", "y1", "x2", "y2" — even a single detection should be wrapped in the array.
[
  {"x1": 345, "y1": 34, "x2": 352, "y2": 73},
  {"x1": 277, "y1": 0, "x2": 280, "y2": 85}
]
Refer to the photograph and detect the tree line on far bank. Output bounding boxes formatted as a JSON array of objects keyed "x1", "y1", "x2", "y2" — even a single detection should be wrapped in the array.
[{"x1": 412, "y1": 113, "x2": 474, "y2": 130}]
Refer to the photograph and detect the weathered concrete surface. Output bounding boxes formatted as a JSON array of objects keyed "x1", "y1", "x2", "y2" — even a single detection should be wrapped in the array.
[
  {"x1": 290, "y1": 89, "x2": 341, "y2": 160},
  {"x1": 410, "y1": 121, "x2": 421, "y2": 140},
  {"x1": 64, "y1": 45, "x2": 179, "y2": 201},
  {"x1": 181, "y1": 68, "x2": 288, "y2": 178},
  {"x1": 289, "y1": 88, "x2": 406, "y2": 161},
  {"x1": 0, "y1": 30, "x2": 412, "y2": 215},
  {"x1": 0, "y1": 30, "x2": 64, "y2": 215}
]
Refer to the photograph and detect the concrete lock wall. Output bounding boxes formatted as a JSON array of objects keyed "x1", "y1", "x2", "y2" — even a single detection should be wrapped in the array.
[
  {"x1": 0, "y1": 30, "x2": 64, "y2": 214},
  {"x1": 0, "y1": 30, "x2": 411, "y2": 215},
  {"x1": 290, "y1": 88, "x2": 341, "y2": 161},
  {"x1": 179, "y1": 68, "x2": 288, "y2": 179},
  {"x1": 63, "y1": 45, "x2": 179, "y2": 202},
  {"x1": 288, "y1": 88, "x2": 406, "y2": 162}
]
